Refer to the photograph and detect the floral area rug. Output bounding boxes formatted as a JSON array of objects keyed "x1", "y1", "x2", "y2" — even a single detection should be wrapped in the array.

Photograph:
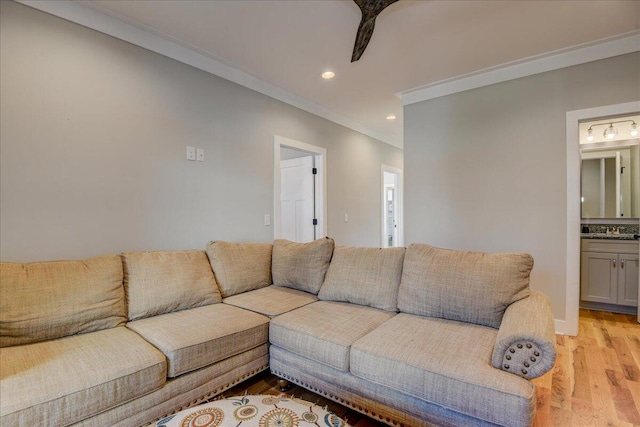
[{"x1": 155, "y1": 394, "x2": 349, "y2": 427}]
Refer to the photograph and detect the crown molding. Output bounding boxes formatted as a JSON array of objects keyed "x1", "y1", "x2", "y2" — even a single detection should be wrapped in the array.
[
  {"x1": 398, "y1": 31, "x2": 640, "y2": 106},
  {"x1": 16, "y1": 0, "x2": 402, "y2": 148}
]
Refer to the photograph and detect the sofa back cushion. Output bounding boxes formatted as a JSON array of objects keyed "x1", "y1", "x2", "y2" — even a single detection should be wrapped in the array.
[
  {"x1": 122, "y1": 250, "x2": 221, "y2": 321},
  {"x1": 318, "y1": 246, "x2": 405, "y2": 311},
  {"x1": 206, "y1": 241, "x2": 272, "y2": 298},
  {"x1": 398, "y1": 243, "x2": 532, "y2": 328},
  {"x1": 0, "y1": 255, "x2": 126, "y2": 347},
  {"x1": 272, "y1": 238, "x2": 334, "y2": 295}
]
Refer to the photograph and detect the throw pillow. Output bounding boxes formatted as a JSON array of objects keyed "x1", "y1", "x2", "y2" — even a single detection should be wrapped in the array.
[
  {"x1": 206, "y1": 241, "x2": 273, "y2": 298},
  {"x1": 272, "y1": 237, "x2": 334, "y2": 294},
  {"x1": 398, "y1": 243, "x2": 532, "y2": 328},
  {"x1": 318, "y1": 246, "x2": 405, "y2": 312},
  {"x1": 0, "y1": 255, "x2": 125, "y2": 347},
  {"x1": 123, "y1": 250, "x2": 221, "y2": 321}
]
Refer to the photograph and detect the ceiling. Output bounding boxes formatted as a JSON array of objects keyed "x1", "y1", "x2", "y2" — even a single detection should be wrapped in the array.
[{"x1": 60, "y1": 1, "x2": 640, "y2": 147}]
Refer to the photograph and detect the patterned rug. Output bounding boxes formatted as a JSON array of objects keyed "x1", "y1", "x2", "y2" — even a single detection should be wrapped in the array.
[{"x1": 155, "y1": 394, "x2": 349, "y2": 427}]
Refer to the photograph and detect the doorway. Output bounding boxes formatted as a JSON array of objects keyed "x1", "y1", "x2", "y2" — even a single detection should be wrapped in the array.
[
  {"x1": 274, "y1": 136, "x2": 326, "y2": 243},
  {"x1": 381, "y1": 165, "x2": 403, "y2": 248},
  {"x1": 566, "y1": 101, "x2": 640, "y2": 335}
]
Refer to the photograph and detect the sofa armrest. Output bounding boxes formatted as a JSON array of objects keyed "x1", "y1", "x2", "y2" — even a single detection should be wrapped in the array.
[{"x1": 491, "y1": 291, "x2": 557, "y2": 379}]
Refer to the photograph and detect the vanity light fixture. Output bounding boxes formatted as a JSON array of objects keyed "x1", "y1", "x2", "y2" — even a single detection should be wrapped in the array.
[
  {"x1": 585, "y1": 119, "x2": 637, "y2": 142},
  {"x1": 604, "y1": 124, "x2": 618, "y2": 139}
]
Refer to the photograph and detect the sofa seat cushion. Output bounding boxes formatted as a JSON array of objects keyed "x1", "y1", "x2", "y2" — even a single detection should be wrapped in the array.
[
  {"x1": 127, "y1": 304, "x2": 270, "y2": 378},
  {"x1": 269, "y1": 301, "x2": 395, "y2": 372},
  {"x1": 223, "y1": 285, "x2": 317, "y2": 317},
  {"x1": 350, "y1": 314, "x2": 536, "y2": 427},
  {"x1": 0, "y1": 327, "x2": 166, "y2": 426}
]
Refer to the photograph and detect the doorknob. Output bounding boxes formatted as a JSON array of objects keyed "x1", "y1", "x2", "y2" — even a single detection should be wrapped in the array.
[
  {"x1": 612, "y1": 259, "x2": 616, "y2": 268},
  {"x1": 621, "y1": 259, "x2": 624, "y2": 269}
]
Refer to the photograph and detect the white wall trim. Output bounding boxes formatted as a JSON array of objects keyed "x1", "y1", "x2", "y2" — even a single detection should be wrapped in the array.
[
  {"x1": 565, "y1": 101, "x2": 640, "y2": 337},
  {"x1": 399, "y1": 32, "x2": 640, "y2": 105},
  {"x1": 17, "y1": 0, "x2": 401, "y2": 149},
  {"x1": 273, "y1": 136, "x2": 327, "y2": 241}
]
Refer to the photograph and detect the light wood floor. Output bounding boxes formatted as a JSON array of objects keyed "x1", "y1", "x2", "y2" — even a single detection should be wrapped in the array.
[
  {"x1": 225, "y1": 309, "x2": 640, "y2": 427},
  {"x1": 532, "y1": 309, "x2": 640, "y2": 426}
]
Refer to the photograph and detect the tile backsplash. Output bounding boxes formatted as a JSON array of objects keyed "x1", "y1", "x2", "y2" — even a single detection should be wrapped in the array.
[{"x1": 581, "y1": 223, "x2": 639, "y2": 234}]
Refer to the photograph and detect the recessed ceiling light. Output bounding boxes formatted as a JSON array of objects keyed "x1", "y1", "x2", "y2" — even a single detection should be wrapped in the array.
[
  {"x1": 386, "y1": 114, "x2": 397, "y2": 121},
  {"x1": 321, "y1": 71, "x2": 335, "y2": 79}
]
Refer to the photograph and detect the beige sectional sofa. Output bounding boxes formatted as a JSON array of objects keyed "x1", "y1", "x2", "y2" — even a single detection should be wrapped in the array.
[{"x1": 0, "y1": 238, "x2": 556, "y2": 427}]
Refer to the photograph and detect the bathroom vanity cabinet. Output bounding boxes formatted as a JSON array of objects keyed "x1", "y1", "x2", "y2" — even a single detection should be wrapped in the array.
[{"x1": 580, "y1": 239, "x2": 639, "y2": 308}]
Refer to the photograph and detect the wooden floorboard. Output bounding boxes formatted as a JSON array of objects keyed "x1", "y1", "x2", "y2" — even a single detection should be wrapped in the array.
[{"x1": 223, "y1": 309, "x2": 640, "y2": 426}]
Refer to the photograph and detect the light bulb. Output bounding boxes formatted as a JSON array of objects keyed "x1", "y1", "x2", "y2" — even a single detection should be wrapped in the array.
[
  {"x1": 586, "y1": 128, "x2": 594, "y2": 142},
  {"x1": 604, "y1": 125, "x2": 617, "y2": 139},
  {"x1": 631, "y1": 123, "x2": 638, "y2": 137}
]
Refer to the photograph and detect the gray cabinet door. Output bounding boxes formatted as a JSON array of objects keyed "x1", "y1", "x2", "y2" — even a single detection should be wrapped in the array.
[
  {"x1": 618, "y1": 253, "x2": 639, "y2": 306},
  {"x1": 581, "y1": 251, "x2": 617, "y2": 304}
]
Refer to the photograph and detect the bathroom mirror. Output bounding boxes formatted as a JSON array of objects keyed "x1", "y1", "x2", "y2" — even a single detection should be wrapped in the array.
[{"x1": 581, "y1": 142, "x2": 639, "y2": 219}]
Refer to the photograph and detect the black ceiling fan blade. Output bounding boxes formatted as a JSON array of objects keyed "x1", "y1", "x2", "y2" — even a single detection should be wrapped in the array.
[{"x1": 351, "y1": 0, "x2": 399, "y2": 62}]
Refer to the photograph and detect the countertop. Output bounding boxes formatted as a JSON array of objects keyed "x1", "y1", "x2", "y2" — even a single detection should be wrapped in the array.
[{"x1": 581, "y1": 233, "x2": 639, "y2": 240}]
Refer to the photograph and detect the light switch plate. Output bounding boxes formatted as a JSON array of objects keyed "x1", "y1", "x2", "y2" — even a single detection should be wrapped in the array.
[
  {"x1": 186, "y1": 146, "x2": 196, "y2": 161},
  {"x1": 264, "y1": 214, "x2": 271, "y2": 226},
  {"x1": 196, "y1": 148, "x2": 205, "y2": 162}
]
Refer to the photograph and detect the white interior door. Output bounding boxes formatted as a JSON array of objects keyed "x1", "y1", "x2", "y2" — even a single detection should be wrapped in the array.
[{"x1": 280, "y1": 156, "x2": 315, "y2": 242}]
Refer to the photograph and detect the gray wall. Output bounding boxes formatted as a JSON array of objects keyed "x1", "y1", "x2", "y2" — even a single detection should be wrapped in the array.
[
  {"x1": 404, "y1": 52, "x2": 640, "y2": 321},
  {"x1": 0, "y1": 1, "x2": 402, "y2": 262}
]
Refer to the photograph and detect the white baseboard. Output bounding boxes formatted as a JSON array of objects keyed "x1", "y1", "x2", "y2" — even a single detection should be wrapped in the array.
[{"x1": 554, "y1": 319, "x2": 567, "y2": 336}]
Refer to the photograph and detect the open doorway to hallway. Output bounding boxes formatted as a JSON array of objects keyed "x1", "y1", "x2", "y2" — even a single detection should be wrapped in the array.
[
  {"x1": 274, "y1": 136, "x2": 326, "y2": 243},
  {"x1": 381, "y1": 165, "x2": 403, "y2": 248}
]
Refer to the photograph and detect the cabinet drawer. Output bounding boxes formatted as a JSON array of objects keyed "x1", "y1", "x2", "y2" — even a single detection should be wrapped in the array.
[{"x1": 581, "y1": 239, "x2": 639, "y2": 254}]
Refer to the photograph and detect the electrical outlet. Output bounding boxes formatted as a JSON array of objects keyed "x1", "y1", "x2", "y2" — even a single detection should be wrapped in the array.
[
  {"x1": 186, "y1": 146, "x2": 196, "y2": 161},
  {"x1": 344, "y1": 213, "x2": 349, "y2": 223},
  {"x1": 196, "y1": 148, "x2": 205, "y2": 162}
]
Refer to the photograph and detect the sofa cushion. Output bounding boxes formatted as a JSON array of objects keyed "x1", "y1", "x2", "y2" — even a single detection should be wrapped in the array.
[
  {"x1": 272, "y1": 237, "x2": 334, "y2": 294},
  {"x1": 0, "y1": 327, "x2": 166, "y2": 426},
  {"x1": 0, "y1": 255, "x2": 125, "y2": 347},
  {"x1": 223, "y1": 285, "x2": 317, "y2": 318},
  {"x1": 318, "y1": 246, "x2": 405, "y2": 311},
  {"x1": 126, "y1": 304, "x2": 270, "y2": 377},
  {"x1": 350, "y1": 314, "x2": 535, "y2": 427},
  {"x1": 269, "y1": 301, "x2": 395, "y2": 372},
  {"x1": 122, "y1": 250, "x2": 221, "y2": 321},
  {"x1": 398, "y1": 243, "x2": 532, "y2": 328},
  {"x1": 206, "y1": 241, "x2": 272, "y2": 298}
]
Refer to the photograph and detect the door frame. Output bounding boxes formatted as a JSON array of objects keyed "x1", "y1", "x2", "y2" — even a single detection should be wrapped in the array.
[
  {"x1": 274, "y1": 135, "x2": 327, "y2": 240},
  {"x1": 565, "y1": 100, "x2": 640, "y2": 335},
  {"x1": 381, "y1": 165, "x2": 404, "y2": 248}
]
